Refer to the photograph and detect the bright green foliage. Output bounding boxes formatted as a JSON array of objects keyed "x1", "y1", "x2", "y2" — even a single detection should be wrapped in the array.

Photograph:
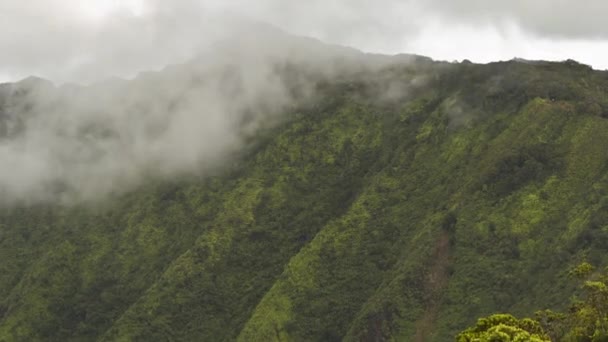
[
  {"x1": 474, "y1": 264, "x2": 608, "y2": 341},
  {"x1": 2, "y1": 57, "x2": 608, "y2": 341},
  {"x1": 554, "y1": 264, "x2": 608, "y2": 341},
  {"x1": 457, "y1": 314, "x2": 550, "y2": 342}
]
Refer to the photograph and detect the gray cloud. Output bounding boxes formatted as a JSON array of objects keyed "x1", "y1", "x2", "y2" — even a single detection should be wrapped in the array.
[
  {"x1": 0, "y1": 0, "x2": 607, "y2": 205},
  {"x1": 0, "y1": 0, "x2": 246, "y2": 83},
  {"x1": 422, "y1": 0, "x2": 608, "y2": 40},
  {"x1": 2, "y1": 0, "x2": 608, "y2": 84}
]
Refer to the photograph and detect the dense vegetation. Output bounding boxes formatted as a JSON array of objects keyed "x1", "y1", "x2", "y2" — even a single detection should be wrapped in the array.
[
  {"x1": 2, "y1": 44, "x2": 608, "y2": 341},
  {"x1": 458, "y1": 263, "x2": 608, "y2": 341}
]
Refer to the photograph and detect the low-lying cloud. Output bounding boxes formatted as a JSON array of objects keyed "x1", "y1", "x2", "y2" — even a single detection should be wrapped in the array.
[
  {"x1": 0, "y1": 27, "x2": 391, "y2": 205},
  {"x1": 1, "y1": 0, "x2": 607, "y2": 206}
]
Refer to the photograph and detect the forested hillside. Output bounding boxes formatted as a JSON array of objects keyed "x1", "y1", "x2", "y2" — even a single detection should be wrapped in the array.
[{"x1": 1, "y1": 35, "x2": 608, "y2": 341}]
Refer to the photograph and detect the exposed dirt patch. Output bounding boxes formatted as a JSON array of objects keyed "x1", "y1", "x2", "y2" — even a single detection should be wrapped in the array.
[{"x1": 413, "y1": 231, "x2": 451, "y2": 342}]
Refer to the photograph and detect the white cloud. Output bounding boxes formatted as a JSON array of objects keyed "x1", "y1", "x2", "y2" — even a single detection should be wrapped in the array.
[
  {"x1": 1, "y1": 0, "x2": 608, "y2": 83},
  {"x1": 2, "y1": 0, "x2": 607, "y2": 205},
  {"x1": 402, "y1": 20, "x2": 608, "y2": 68},
  {"x1": 422, "y1": 0, "x2": 608, "y2": 40}
]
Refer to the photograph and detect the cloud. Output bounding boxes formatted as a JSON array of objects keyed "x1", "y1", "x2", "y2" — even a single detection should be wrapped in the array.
[
  {"x1": 1, "y1": 0, "x2": 608, "y2": 206},
  {"x1": 0, "y1": 25, "x2": 395, "y2": 205},
  {"x1": 0, "y1": 0, "x2": 244, "y2": 84},
  {"x1": 0, "y1": 50, "x2": 278, "y2": 204},
  {"x1": 3, "y1": 0, "x2": 608, "y2": 84},
  {"x1": 422, "y1": 0, "x2": 608, "y2": 40}
]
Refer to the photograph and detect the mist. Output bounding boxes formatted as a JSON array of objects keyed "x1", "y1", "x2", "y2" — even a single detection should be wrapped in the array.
[
  {"x1": 3, "y1": 0, "x2": 605, "y2": 206},
  {"x1": 0, "y1": 23, "x2": 403, "y2": 205}
]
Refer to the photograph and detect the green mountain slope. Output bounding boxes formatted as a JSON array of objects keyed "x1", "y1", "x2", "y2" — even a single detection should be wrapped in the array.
[{"x1": 2, "y1": 44, "x2": 608, "y2": 341}]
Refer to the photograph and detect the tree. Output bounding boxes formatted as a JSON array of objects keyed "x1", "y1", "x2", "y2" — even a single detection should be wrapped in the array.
[
  {"x1": 554, "y1": 263, "x2": 608, "y2": 341},
  {"x1": 456, "y1": 314, "x2": 550, "y2": 342},
  {"x1": 459, "y1": 263, "x2": 608, "y2": 342}
]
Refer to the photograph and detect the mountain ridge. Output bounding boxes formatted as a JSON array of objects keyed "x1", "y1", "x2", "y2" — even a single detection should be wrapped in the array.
[{"x1": 1, "y1": 32, "x2": 608, "y2": 341}]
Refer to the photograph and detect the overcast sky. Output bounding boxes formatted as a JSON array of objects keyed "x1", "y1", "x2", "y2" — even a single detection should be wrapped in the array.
[{"x1": 2, "y1": 0, "x2": 608, "y2": 84}]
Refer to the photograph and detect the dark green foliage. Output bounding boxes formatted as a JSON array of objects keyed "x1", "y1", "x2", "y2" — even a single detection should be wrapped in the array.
[{"x1": 2, "y1": 56, "x2": 608, "y2": 341}]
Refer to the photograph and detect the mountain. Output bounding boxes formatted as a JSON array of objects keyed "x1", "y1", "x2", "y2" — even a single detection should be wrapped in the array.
[{"x1": 1, "y1": 31, "x2": 608, "y2": 341}]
